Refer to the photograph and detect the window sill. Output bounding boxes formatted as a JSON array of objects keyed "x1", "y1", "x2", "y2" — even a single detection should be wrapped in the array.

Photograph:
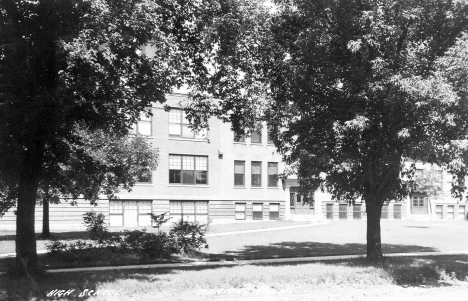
[
  {"x1": 251, "y1": 187, "x2": 264, "y2": 189},
  {"x1": 234, "y1": 186, "x2": 247, "y2": 189},
  {"x1": 233, "y1": 142, "x2": 247, "y2": 144},
  {"x1": 168, "y1": 137, "x2": 208, "y2": 142},
  {"x1": 130, "y1": 134, "x2": 154, "y2": 139},
  {"x1": 267, "y1": 187, "x2": 280, "y2": 189},
  {"x1": 168, "y1": 184, "x2": 210, "y2": 188}
]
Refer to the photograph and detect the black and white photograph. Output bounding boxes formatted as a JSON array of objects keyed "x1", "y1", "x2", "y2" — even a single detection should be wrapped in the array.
[{"x1": 1, "y1": 0, "x2": 468, "y2": 300}]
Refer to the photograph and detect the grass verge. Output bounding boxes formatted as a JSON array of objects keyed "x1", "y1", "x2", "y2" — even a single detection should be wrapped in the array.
[{"x1": 1, "y1": 255, "x2": 467, "y2": 300}]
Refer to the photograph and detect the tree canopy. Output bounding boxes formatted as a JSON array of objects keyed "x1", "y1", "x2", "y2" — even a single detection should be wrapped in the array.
[
  {"x1": 187, "y1": 0, "x2": 468, "y2": 260},
  {"x1": 0, "y1": 0, "x2": 247, "y2": 275}
]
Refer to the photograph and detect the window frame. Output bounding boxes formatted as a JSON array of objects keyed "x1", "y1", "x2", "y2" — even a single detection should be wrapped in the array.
[
  {"x1": 169, "y1": 154, "x2": 209, "y2": 185},
  {"x1": 251, "y1": 130, "x2": 262, "y2": 144},
  {"x1": 137, "y1": 168, "x2": 153, "y2": 184},
  {"x1": 234, "y1": 160, "x2": 245, "y2": 187},
  {"x1": 267, "y1": 126, "x2": 274, "y2": 145},
  {"x1": 168, "y1": 108, "x2": 207, "y2": 139},
  {"x1": 132, "y1": 113, "x2": 152, "y2": 136},
  {"x1": 253, "y1": 203, "x2": 263, "y2": 220},
  {"x1": 235, "y1": 203, "x2": 246, "y2": 220},
  {"x1": 233, "y1": 132, "x2": 246, "y2": 143},
  {"x1": 251, "y1": 161, "x2": 262, "y2": 187},
  {"x1": 269, "y1": 203, "x2": 280, "y2": 220},
  {"x1": 268, "y1": 162, "x2": 278, "y2": 187}
]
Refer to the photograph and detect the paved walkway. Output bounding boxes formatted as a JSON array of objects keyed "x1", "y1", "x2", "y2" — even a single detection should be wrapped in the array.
[{"x1": 43, "y1": 250, "x2": 468, "y2": 273}]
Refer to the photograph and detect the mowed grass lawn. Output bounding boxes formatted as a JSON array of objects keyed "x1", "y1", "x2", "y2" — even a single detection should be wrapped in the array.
[
  {"x1": 1, "y1": 220, "x2": 468, "y2": 300},
  {"x1": 204, "y1": 219, "x2": 468, "y2": 259},
  {"x1": 1, "y1": 255, "x2": 468, "y2": 301}
]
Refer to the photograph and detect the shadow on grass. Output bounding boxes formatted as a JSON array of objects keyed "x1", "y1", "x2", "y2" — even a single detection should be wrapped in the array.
[
  {"x1": 2, "y1": 254, "x2": 468, "y2": 300},
  {"x1": 218, "y1": 241, "x2": 438, "y2": 260}
]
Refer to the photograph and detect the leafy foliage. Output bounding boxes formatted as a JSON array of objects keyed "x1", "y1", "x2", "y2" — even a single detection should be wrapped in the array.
[
  {"x1": 82, "y1": 211, "x2": 110, "y2": 242},
  {"x1": 169, "y1": 220, "x2": 208, "y2": 254},
  {"x1": 48, "y1": 211, "x2": 208, "y2": 261},
  {"x1": 0, "y1": 0, "x2": 250, "y2": 273}
]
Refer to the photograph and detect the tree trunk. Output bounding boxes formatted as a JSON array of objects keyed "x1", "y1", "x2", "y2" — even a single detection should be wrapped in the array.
[
  {"x1": 366, "y1": 201, "x2": 383, "y2": 262},
  {"x1": 42, "y1": 199, "x2": 50, "y2": 238},
  {"x1": 16, "y1": 175, "x2": 40, "y2": 275}
]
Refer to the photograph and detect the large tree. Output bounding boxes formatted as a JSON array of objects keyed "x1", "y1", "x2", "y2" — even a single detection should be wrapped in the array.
[
  {"x1": 0, "y1": 0, "x2": 230, "y2": 275},
  {"x1": 187, "y1": 0, "x2": 468, "y2": 261},
  {"x1": 263, "y1": 0, "x2": 468, "y2": 260}
]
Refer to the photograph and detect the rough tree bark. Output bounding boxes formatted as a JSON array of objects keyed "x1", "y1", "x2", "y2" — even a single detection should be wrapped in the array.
[
  {"x1": 15, "y1": 140, "x2": 44, "y2": 275},
  {"x1": 16, "y1": 175, "x2": 40, "y2": 275},
  {"x1": 365, "y1": 201, "x2": 383, "y2": 261}
]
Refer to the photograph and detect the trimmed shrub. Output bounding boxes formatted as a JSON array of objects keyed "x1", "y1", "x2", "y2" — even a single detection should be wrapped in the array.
[{"x1": 169, "y1": 220, "x2": 208, "y2": 254}]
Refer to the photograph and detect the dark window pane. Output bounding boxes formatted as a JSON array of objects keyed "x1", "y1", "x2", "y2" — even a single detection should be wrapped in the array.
[
  {"x1": 196, "y1": 171, "x2": 207, "y2": 184},
  {"x1": 182, "y1": 170, "x2": 195, "y2": 184},
  {"x1": 137, "y1": 168, "x2": 152, "y2": 183},
  {"x1": 251, "y1": 161, "x2": 262, "y2": 186},
  {"x1": 234, "y1": 134, "x2": 245, "y2": 142},
  {"x1": 234, "y1": 174, "x2": 244, "y2": 186},
  {"x1": 169, "y1": 170, "x2": 181, "y2": 183},
  {"x1": 251, "y1": 131, "x2": 262, "y2": 143},
  {"x1": 268, "y1": 162, "x2": 278, "y2": 187},
  {"x1": 267, "y1": 126, "x2": 274, "y2": 144},
  {"x1": 252, "y1": 174, "x2": 261, "y2": 186},
  {"x1": 268, "y1": 175, "x2": 277, "y2": 187}
]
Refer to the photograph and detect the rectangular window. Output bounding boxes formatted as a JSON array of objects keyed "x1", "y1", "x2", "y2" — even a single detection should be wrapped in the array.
[
  {"x1": 459, "y1": 205, "x2": 466, "y2": 219},
  {"x1": 353, "y1": 204, "x2": 361, "y2": 220},
  {"x1": 169, "y1": 108, "x2": 207, "y2": 139},
  {"x1": 235, "y1": 203, "x2": 246, "y2": 220},
  {"x1": 394, "y1": 204, "x2": 402, "y2": 219},
  {"x1": 436, "y1": 205, "x2": 443, "y2": 219},
  {"x1": 132, "y1": 112, "x2": 152, "y2": 136},
  {"x1": 233, "y1": 132, "x2": 246, "y2": 142},
  {"x1": 412, "y1": 196, "x2": 425, "y2": 207},
  {"x1": 381, "y1": 204, "x2": 389, "y2": 219},
  {"x1": 234, "y1": 161, "x2": 245, "y2": 186},
  {"x1": 447, "y1": 205, "x2": 455, "y2": 219},
  {"x1": 169, "y1": 155, "x2": 208, "y2": 185},
  {"x1": 339, "y1": 204, "x2": 347, "y2": 220},
  {"x1": 326, "y1": 204, "x2": 333, "y2": 220},
  {"x1": 268, "y1": 162, "x2": 278, "y2": 187},
  {"x1": 269, "y1": 203, "x2": 279, "y2": 220},
  {"x1": 253, "y1": 203, "x2": 263, "y2": 220},
  {"x1": 267, "y1": 126, "x2": 274, "y2": 145},
  {"x1": 251, "y1": 161, "x2": 262, "y2": 187},
  {"x1": 137, "y1": 168, "x2": 152, "y2": 183},
  {"x1": 169, "y1": 201, "x2": 209, "y2": 223},
  {"x1": 251, "y1": 130, "x2": 262, "y2": 143}
]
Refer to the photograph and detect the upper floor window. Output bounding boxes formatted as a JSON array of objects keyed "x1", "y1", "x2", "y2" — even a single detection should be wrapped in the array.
[
  {"x1": 251, "y1": 161, "x2": 262, "y2": 187},
  {"x1": 267, "y1": 126, "x2": 274, "y2": 145},
  {"x1": 251, "y1": 130, "x2": 262, "y2": 144},
  {"x1": 137, "y1": 169, "x2": 152, "y2": 183},
  {"x1": 234, "y1": 161, "x2": 245, "y2": 186},
  {"x1": 169, "y1": 155, "x2": 208, "y2": 185},
  {"x1": 169, "y1": 108, "x2": 206, "y2": 139},
  {"x1": 233, "y1": 132, "x2": 246, "y2": 143},
  {"x1": 268, "y1": 162, "x2": 278, "y2": 187},
  {"x1": 132, "y1": 113, "x2": 152, "y2": 136}
]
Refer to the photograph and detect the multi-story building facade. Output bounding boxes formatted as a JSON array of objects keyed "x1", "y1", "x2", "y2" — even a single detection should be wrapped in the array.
[
  {"x1": 0, "y1": 94, "x2": 465, "y2": 231},
  {"x1": 1, "y1": 94, "x2": 288, "y2": 230}
]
